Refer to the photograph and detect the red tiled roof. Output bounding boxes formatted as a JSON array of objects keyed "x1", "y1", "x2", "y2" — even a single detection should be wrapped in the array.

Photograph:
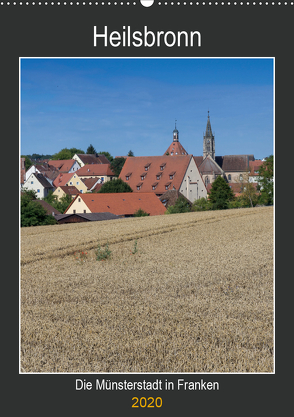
[
  {"x1": 76, "y1": 164, "x2": 115, "y2": 177},
  {"x1": 48, "y1": 159, "x2": 76, "y2": 172},
  {"x1": 164, "y1": 140, "x2": 188, "y2": 156},
  {"x1": 65, "y1": 193, "x2": 166, "y2": 216},
  {"x1": 53, "y1": 172, "x2": 75, "y2": 188},
  {"x1": 249, "y1": 160, "x2": 263, "y2": 176},
  {"x1": 119, "y1": 155, "x2": 192, "y2": 195}
]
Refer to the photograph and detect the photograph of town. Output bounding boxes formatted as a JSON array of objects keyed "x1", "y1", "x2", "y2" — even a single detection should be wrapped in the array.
[{"x1": 20, "y1": 58, "x2": 274, "y2": 373}]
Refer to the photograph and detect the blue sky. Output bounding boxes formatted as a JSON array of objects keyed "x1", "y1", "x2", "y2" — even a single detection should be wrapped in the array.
[{"x1": 21, "y1": 58, "x2": 273, "y2": 160}]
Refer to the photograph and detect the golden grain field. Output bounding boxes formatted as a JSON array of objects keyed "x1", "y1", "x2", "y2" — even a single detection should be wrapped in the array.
[{"x1": 20, "y1": 206, "x2": 274, "y2": 373}]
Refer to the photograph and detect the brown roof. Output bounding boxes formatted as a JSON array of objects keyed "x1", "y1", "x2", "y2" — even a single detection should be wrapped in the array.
[
  {"x1": 33, "y1": 200, "x2": 61, "y2": 216},
  {"x1": 119, "y1": 155, "x2": 193, "y2": 195},
  {"x1": 58, "y1": 185, "x2": 79, "y2": 195},
  {"x1": 81, "y1": 177, "x2": 100, "y2": 190},
  {"x1": 221, "y1": 155, "x2": 250, "y2": 172},
  {"x1": 193, "y1": 156, "x2": 204, "y2": 167},
  {"x1": 75, "y1": 154, "x2": 110, "y2": 165},
  {"x1": 48, "y1": 159, "x2": 77, "y2": 172},
  {"x1": 76, "y1": 164, "x2": 115, "y2": 177},
  {"x1": 65, "y1": 193, "x2": 166, "y2": 216},
  {"x1": 198, "y1": 155, "x2": 223, "y2": 175},
  {"x1": 164, "y1": 140, "x2": 188, "y2": 156}
]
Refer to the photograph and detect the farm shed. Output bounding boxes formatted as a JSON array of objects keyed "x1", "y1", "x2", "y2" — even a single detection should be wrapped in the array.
[{"x1": 54, "y1": 212, "x2": 121, "y2": 224}]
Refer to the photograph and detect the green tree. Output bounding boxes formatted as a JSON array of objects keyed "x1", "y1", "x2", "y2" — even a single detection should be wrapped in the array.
[
  {"x1": 133, "y1": 208, "x2": 149, "y2": 217},
  {"x1": 51, "y1": 147, "x2": 84, "y2": 160},
  {"x1": 43, "y1": 191, "x2": 72, "y2": 214},
  {"x1": 110, "y1": 157, "x2": 126, "y2": 177},
  {"x1": 165, "y1": 196, "x2": 191, "y2": 214},
  {"x1": 86, "y1": 144, "x2": 96, "y2": 154},
  {"x1": 21, "y1": 192, "x2": 57, "y2": 227},
  {"x1": 98, "y1": 151, "x2": 113, "y2": 162},
  {"x1": 191, "y1": 197, "x2": 211, "y2": 211},
  {"x1": 128, "y1": 150, "x2": 134, "y2": 157},
  {"x1": 21, "y1": 188, "x2": 38, "y2": 200},
  {"x1": 257, "y1": 155, "x2": 274, "y2": 205},
  {"x1": 98, "y1": 178, "x2": 133, "y2": 193},
  {"x1": 234, "y1": 171, "x2": 259, "y2": 208},
  {"x1": 208, "y1": 176, "x2": 235, "y2": 210},
  {"x1": 21, "y1": 155, "x2": 33, "y2": 171},
  {"x1": 43, "y1": 190, "x2": 57, "y2": 205},
  {"x1": 56, "y1": 194, "x2": 73, "y2": 213}
]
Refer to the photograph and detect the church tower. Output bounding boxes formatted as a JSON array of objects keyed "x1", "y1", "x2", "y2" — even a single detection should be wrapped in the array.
[
  {"x1": 163, "y1": 121, "x2": 188, "y2": 156},
  {"x1": 203, "y1": 111, "x2": 215, "y2": 160},
  {"x1": 173, "y1": 121, "x2": 179, "y2": 142}
]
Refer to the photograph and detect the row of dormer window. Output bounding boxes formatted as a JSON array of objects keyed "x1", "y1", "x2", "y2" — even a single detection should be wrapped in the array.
[
  {"x1": 126, "y1": 171, "x2": 176, "y2": 182},
  {"x1": 136, "y1": 181, "x2": 172, "y2": 191}
]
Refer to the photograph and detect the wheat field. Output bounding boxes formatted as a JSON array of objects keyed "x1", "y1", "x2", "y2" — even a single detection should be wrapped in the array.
[{"x1": 20, "y1": 206, "x2": 274, "y2": 373}]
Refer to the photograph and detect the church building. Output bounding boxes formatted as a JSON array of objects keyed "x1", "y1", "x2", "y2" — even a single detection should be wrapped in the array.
[
  {"x1": 119, "y1": 112, "x2": 257, "y2": 204},
  {"x1": 165, "y1": 112, "x2": 256, "y2": 188}
]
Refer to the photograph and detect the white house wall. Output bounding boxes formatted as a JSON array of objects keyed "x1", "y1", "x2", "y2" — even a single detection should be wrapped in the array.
[
  {"x1": 23, "y1": 173, "x2": 48, "y2": 199},
  {"x1": 179, "y1": 158, "x2": 207, "y2": 203}
]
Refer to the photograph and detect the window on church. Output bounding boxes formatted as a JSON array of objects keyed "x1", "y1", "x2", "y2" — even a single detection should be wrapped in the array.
[{"x1": 228, "y1": 174, "x2": 231, "y2": 181}]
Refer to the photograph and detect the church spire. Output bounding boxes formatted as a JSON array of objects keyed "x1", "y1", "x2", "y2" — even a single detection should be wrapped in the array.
[
  {"x1": 173, "y1": 119, "x2": 179, "y2": 142},
  {"x1": 205, "y1": 111, "x2": 213, "y2": 137},
  {"x1": 203, "y1": 111, "x2": 215, "y2": 160}
]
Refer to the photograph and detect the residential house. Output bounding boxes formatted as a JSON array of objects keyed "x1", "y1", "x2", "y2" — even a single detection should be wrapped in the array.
[
  {"x1": 64, "y1": 192, "x2": 166, "y2": 217},
  {"x1": 119, "y1": 154, "x2": 207, "y2": 203},
  {"x1": 23, "y1": 173, "x2": 54, "y2": 199},
  {"x1": 76, "y1": 164, "x2": 116, "y2": 184},
  {"x1": 52, "y1": 185, "x2": 79, "y2": 201},
  {"x1": 25, "y1": 163, "x2": 59, "y2": 185},
  {"x1": 53, "y1": 172, "x2": 88, "y2": 194},
  {"x1": 47, "y1": 159, "x2": 80, "y2": 173},
  {"x1": 72, "y1": 153, "x2": 111, "y2": 167}
]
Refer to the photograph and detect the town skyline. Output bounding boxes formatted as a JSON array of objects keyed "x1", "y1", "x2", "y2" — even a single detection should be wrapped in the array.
[{"x1": 21, "y1": 58, "x2": 274, "y2": 160}]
